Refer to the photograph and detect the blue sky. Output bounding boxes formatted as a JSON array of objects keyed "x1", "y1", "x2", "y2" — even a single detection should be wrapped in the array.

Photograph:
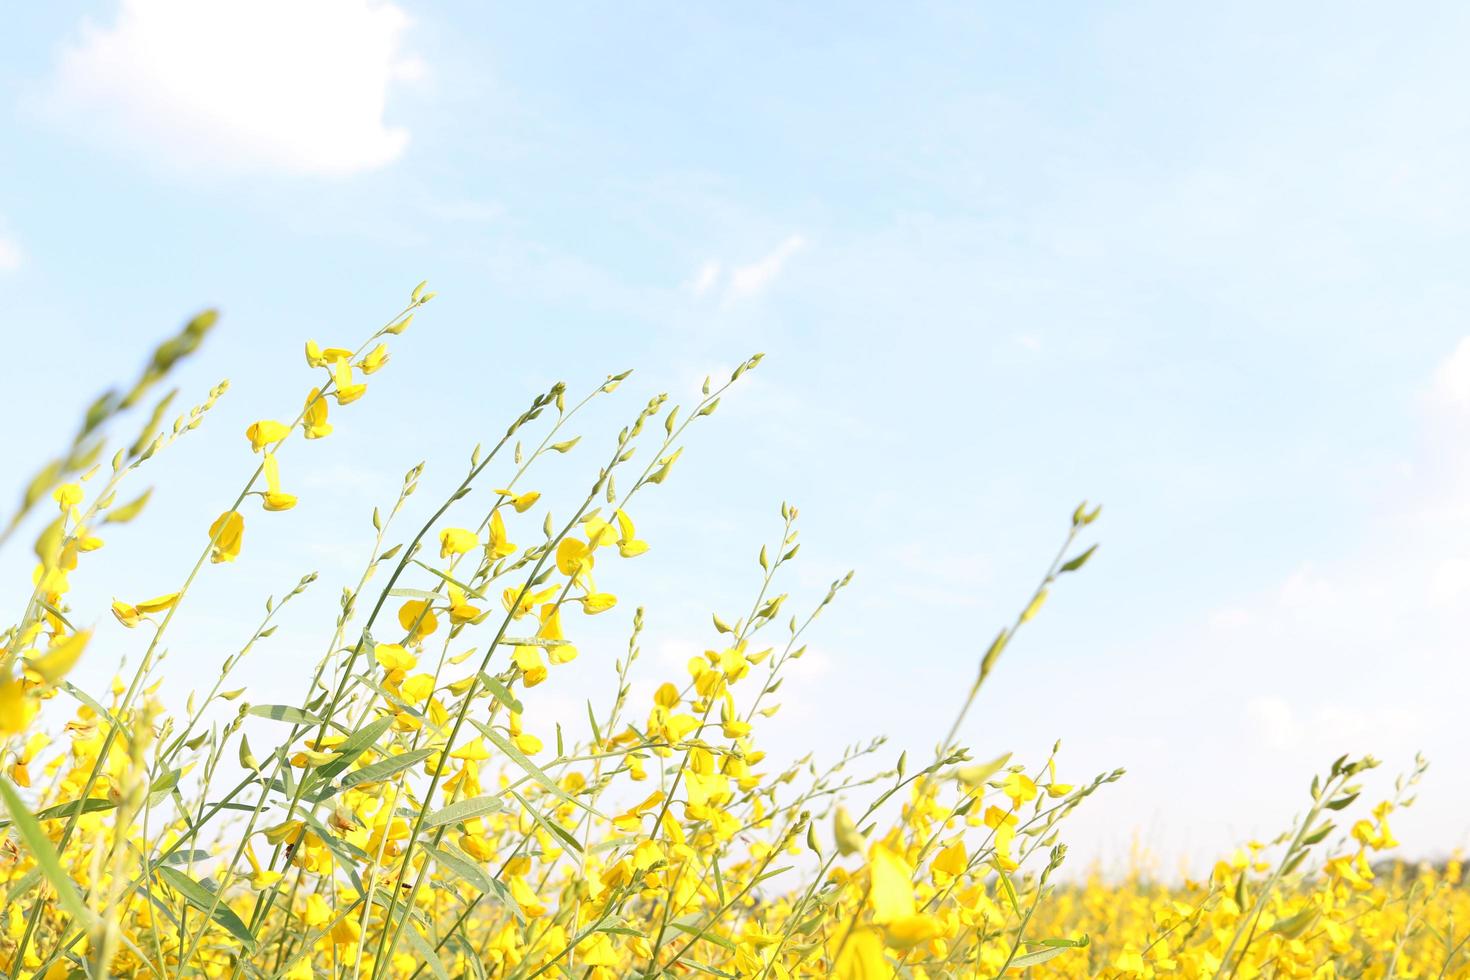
[{"x1": 4, "y1": 1, "x2": 1470, "y2": 871}]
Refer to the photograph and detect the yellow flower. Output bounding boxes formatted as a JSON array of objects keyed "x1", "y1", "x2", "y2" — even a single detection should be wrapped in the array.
[
  {"x1": 0, "y1": 677, "x2": 38, "y2": 736},
  {"x1": 305, "y1": 341, "x2": 352, "y2": 368},
  {"x1": 487, "y1": 510, "x2": 516, "y2": 559},
  {"x1": 556, "y1": 538, "x2": 592, "y2": 577},
  {"x1": 513, "y1": 645, "x2": 547, "y2": 687},
  {"x1": 208, "y1": 510, "x2": 245, "y2": 562},
  {"x1": 331, "y1": 359, "x2": 367, "y2": 404},
  {"x1": 582, "y1": 592, "x2": 617, "y2": 614},
  {"x1": 615, "y1": 508, "x2": 649, "y2": 557},
  {"x1": 398, "y1": 599, "x2": 438, "y2": 642},
  {"x1": 448, "y1": 585, "x2": 481, "y2": 624},
  {"x1": 375, "y1": 643, "x2": 416, "y2": 672},
  {"x1": 53, "y1": 483, "x2": 83, "y2": 510},
  {"x1": 261, "y1": 452, "x2": 298, "y2": 511},
  {"x1": 137, "y1": 592, "x2": 180, "y2": 614},
  {"x1": 111, "y1": 599, "x2": 142, "y2": 628},
  {"x1": 302, "y1": 387, "x2": 333, "y2": 439},
  {"x1": 359, "y1": 342, "x2": 390, "y2": 374},
  {"x1": 440, "y1": 527, "x2": 478, "y2": 558},
  {"x1": 830, "y1": 928, "x2": 890, "y2": 979},
  {"x1": 450, "y1": 738, "x2": 491, "y2": 761},
  {"x1": 1002, "y1": 771, "x2": 1038, "y2": 808},
  {"x1": 25, "y1": 629, "x2": 92, "y2": 685},
  {"x1": 868, "y1": 843, "x2": 917, "y2": 923},
  {"x1": 493, "y1": 488, "x2": 541, "y2": 513},
  {"x1": 245, "y1": 420, "x2": 290, "y2": 452}
]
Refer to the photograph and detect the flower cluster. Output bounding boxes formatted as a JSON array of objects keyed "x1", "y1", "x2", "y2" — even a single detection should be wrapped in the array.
[{"x1": 0, "y1": 288, "x2": 1463, "y2": 979}]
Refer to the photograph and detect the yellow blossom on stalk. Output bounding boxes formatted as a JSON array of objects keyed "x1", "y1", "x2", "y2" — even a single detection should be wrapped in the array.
[
  {"x1": 260, "y1": 452, "x2": 297, "y2": 511},
  {"x1": 830, "y1": 928, "x2": 890, "y2": 979},
  {"x1": 8, "y1": 732, "x2": 49, "y2": 786},
  {"x1": 53, "y1": 482, "x2": 83, "y2": 511},
  {"x1": 111, "y1": 592, "x2": 179, "y2": 627},
  {"x1": 245, "y1": 419, "x2": 290, "y2": 452},
  {"x1": 0, "y1": 676, "x2": 37, "y2": 735},
  {"x1": 1045, "y1": 757, "x2": 1073, "y2": 797},
  {"x1": 584, "y1": 516, "x2": 617, "y2": 548},
  {"x1": 487, "y1": 509, "x2": 516, "y2": 559},
  {"x1": 398, "y1": 598, "x2": 439, "y2": 643},
  {"x1": 302, "y1": 387, "x2": 333, "y2": 438},
  {"x1": 614, "y1": 508, "x2": 649, "y2": 557},
  {"x1": 450, "y1": 738, "x2": 491, "y2": 762},
  {"x1": 493, "y1": 488, "x2": 540, "y2": 513},
  {"x1": 375, "y1": 642, "x2": 416, "y2": 672},
  {"x1": 508, "y1": 712, "x2": 542, "y2": 754},
  {"x1": 305, "y1": 340, "x2": 352, "y2": 368},
  {"x1": 245, "y1": 843, "x2": 283, "y2": 889},
  {"x1": 331, "y1": 359, "x2": 367, "y2": 404},
  {"x1": 556, "y1": 538, "x2": 592, "y2": 578},
  {"x1": 537, "y1": 603, "x2": 576, "y2": 664},
  {"x1": 208, "y1": 510, "x2": 245, "y2": 562},
  {"x1": 359, "y1": 342, "x2": 389, "y2": 374},
  {"x1": 513, "y1": 645, "x2": 546, "y2": 687},
  {"x1": 581, "y1": 592, "x2": 617, "y2": 614},
  {"x1": 867, "y1": 844, "x2": 945, "y2": 949},
  {"x1": 25, "y1": 629, "x2": 91, "y2": 685},
  {"x1": 1002, "y1": 771, "x2": 1038, "y2": 808},
  {"x1": 440, "y1": 526, "x2": 478, "y2": 558},
  {"x1": 448, "y1": 585, "x2": 480, "y2": 624}
]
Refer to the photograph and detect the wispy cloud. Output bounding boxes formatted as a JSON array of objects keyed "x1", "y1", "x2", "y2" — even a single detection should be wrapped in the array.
[
  {"x1": 688, "y1": 235, "x2": 807, "y2": 303},
  {"x1": 0, "y1": 232, "x2": 20, "y2": 273},
  {"x1": 46, "y1": 0, "x2": 421, "y2": 175},
  {"x1": 728, "y1": 234, "x2": 806, "y2": 300}
]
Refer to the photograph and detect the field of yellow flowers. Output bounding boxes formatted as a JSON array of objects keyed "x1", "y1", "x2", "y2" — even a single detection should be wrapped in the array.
[{"x1": 1, "y1": 289, "x2": 1466, "y2": 978}]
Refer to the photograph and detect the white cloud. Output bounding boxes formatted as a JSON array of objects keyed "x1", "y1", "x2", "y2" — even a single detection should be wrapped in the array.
[
  {"x1": 1430, "y1": 336, "x2": 1470, "y2": 416},
  {"x1": 48, "y1": 0, "x2": 419, "y2": 175},
  {"x1": 689, "y1": 235, "x2": 806, "y2": 303},
  {"x1": 727, "y1": 234, "x2": 806, "y2": 300},
  {"x1": 689, "y1": 260, "x2": 721, "y2": 297},
  {"x1": 0, "y1": 234, "x2": 20, "y2": 272},
  {"x1": 1245, "y1": 696, "x2": 1428, "y2": 755}
]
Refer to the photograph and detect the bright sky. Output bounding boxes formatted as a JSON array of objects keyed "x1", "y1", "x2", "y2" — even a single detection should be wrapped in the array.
[{"x1": 3, "y1": 1, "x2": 1470, "y2": 874}]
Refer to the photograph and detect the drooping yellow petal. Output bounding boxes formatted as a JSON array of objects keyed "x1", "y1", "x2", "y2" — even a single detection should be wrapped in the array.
[
  {"x1": 208, "y1": 511, "x2": 245, "y2": 563},
  {"x1": 25, "y1": 629, "x2": 92, "y2": 685},
  {"x1": 868, "y1": 844, "x2": 917, "y2": 923},
  {"x1": 302, "y1": 388, "x2": 333, "y2": 439}
]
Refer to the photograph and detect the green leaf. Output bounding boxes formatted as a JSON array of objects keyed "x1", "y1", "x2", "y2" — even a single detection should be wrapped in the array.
[
  {"x1": 423, "y1": 795, "x2": 506, "y2": 829},
  {"x1": 476, "y1": 672, "x2": 523, "y2": 714},
  {"x1": 104, "y1": 487, "x2": 153, "y2": 524},
  {"x1": 10, "y1": 796, "x2": 117, "y2": 825},
  {"x1": 1059, "y1": 544, "x2": 1098, "y2": 574},
  {"x1": 424, "y1": 843, "x2": 493, "y2": 892},
  {"x1": 1271, "y1": 906, "x2": 1318, "y2": 938},
  {"x1": 671, "y1": 920, "x2": 737, "y2": 951},
  {"x1": 403, "y1": 926, "x2": 450, "y2": 980},
  {"x1": 149, "y1": 767, "x2": 184, "y2": 797},
  {"x1": 341, "y1": 747, "x2": 435, "y2": 790},
  {"x1": 586, "y1": 700, "x2": 603, "y2": 746},
  {"x1": 1008, "y1": 946, "x2": 1074, "y2": 969},
  {"x1": 154, "y1": 865, "x2": 256, "y2": 950},
  {"x1": 473, "y1": 721, "x2": 603, "y2": 818},
  {"x1": 247, "y1": 704, "x2": 323, "y2": 726},
  {"x1": 0, "y1": 778, "x2": 91, "y2": 925},
  {"x1": 507, "y1": 788, "x2": 583, "y2": 853},
  {"x1": 315, "y1": 715, "x2": 395, "y2": 782}
]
